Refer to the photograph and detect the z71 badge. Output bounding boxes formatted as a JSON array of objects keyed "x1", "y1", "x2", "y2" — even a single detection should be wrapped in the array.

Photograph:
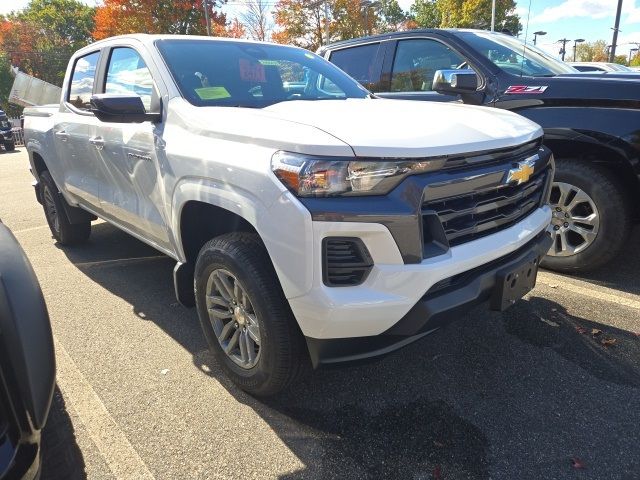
[{"x1": 505, "y1": 85, "x2": 548, "y2": 94}]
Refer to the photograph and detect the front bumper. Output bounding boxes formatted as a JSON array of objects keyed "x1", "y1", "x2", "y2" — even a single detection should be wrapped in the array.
[{"x1": 306, "y1": 229, "x2": 552, "y2": 366}]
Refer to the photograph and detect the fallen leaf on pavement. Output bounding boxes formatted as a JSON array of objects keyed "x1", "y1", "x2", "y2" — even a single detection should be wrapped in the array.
[
  {"x1": 575, "y1": 326, "x2": 588, "y2": 334},
  {"x1": 433, "y1": 440, "x2": 445, "y2": 448},
  {"x1": 540, "y1": 317, "x2": 560, "y2": 327},
  {"x1": 549, "y1": 284, "x2": 559, "y2": 288},
  {"x1": 591, "y1": 329, "x2": 602, "y2": 336},
  {"x1": 160, "y1": 368, "x2": 170, "y2": 375},
  {"x1": 433, "y1": 465, "x2": 442, "y2": 479},
  {"x1": 601, "y1": 338, "x2": 617, "y2": 347},
  {"x1": 571, "y1": 457, "x2": 585, "y2": 469}
]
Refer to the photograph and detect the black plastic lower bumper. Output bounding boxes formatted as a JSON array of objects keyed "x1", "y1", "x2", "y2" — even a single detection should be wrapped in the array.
[{"x1": 305, "y1": 230, "x2": 553, "y2": 367}]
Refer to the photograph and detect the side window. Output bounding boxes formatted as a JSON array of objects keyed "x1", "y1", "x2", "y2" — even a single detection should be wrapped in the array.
[
  {"x1": 105, "y1": 47, "x2": 155, "y2": 111},
  {"x1": 329, "y1": 44, "x2": 381, "y2": 91},
  {"x1": 391, "y1": 39, "x2": 467, "y2": 93},
  {"x1": 68, "y1": 51, "x2": 100, "y2": 110}
]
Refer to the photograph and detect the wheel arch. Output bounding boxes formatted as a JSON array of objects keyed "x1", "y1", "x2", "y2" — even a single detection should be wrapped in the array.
[{"x1": 544, "y1": 136, "x2": 640, "y2": 219}]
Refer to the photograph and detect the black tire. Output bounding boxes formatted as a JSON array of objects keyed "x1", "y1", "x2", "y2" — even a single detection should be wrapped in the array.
[
  {"x1": 4, "y1": 141, "x2": 15, "y2": 151},
  {"x1": 194, "y1": 232, "x2": 308, "y2": 396},
  {"x1": 541, "y1": 158, "x2": 632, "y2": 273},
  {"x1": 40, "y1": 171, "x2": 91, "y2": 245}
]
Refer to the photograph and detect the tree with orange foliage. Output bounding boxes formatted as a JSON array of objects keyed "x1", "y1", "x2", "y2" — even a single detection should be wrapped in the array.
[
  {"x1": 212, "y1": 17, "x2": 246, "y2": 38},
  {"x1": 272, "y1": 0, "x2": 326, "y2": 51},
  {"x1": 93, "y1": 0, "x2": 227, "y2": 40}
]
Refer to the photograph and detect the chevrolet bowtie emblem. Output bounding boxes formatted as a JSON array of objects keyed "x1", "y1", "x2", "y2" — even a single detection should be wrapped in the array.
[{"x1": 506, "y1": 156, "x2": 537, "y2": 185}]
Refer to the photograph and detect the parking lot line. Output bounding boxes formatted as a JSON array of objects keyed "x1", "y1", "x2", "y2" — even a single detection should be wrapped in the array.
[
  {"x1": 54, "y1": 338, "x2": 156, "y2": 480},
  {"x1": 538, "y1": 272, "x2": 640, "y2": 310},
  {"x1": 12, "y1": 224, "x2": 50, "y2": 234}
]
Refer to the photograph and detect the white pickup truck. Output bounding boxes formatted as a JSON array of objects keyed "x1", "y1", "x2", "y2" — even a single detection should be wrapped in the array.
[{"x1": 24, "y1": 34, "x2": 553, "y2": 395}]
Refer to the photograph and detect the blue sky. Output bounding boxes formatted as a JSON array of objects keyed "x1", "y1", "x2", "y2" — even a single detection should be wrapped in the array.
[{"x1": 2, "y1": 0, "x2": 639, "y2": 58}]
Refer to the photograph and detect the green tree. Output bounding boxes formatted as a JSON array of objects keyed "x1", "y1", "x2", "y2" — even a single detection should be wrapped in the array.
[
  {"x1": 410, "y1": 0, "x2": 521, "y2": 34},
  {"x1": 1, "y1": 0, "x2": 95, "y2": 86},
  {"x1": 0, "y1": 54, "x2": 21, "y2": 116},
  {"x1": 377, "y1": 0, "x2": 408, "y2": 32},
  {"x1": 575, "y1": 40, "x2": 608, "y2": 62},
  {"x1": 410, "y1": 0, "x2": 440, "y2": 28}
]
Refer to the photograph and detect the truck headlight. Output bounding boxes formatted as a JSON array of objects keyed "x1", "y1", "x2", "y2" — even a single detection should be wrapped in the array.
[{"x1": 271, "y1": 151, "x2": 445, "y2": 197}]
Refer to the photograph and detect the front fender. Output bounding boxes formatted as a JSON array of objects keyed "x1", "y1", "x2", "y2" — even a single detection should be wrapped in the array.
[
  {"x1": 171, "y1": 178, "x2": 314, "y2": 299},
  {"x1": 507, "y1": 106, "x2": 640, "y2": 174}
]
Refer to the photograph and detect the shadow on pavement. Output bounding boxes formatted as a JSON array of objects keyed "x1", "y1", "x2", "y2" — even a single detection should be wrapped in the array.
[
  {"x1": 59, "y1": 222, "x2": 640, "y2": 479},
  {"x1": 542, "y1": 226, "x2": 640, "y2": 296},
  {"x1": 40, "y1": 386, "x2": 86, "y2": 480}
]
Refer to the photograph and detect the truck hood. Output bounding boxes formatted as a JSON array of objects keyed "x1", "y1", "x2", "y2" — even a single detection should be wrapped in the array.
[{"x1": 260, "y1": 98, "x2": 542, "y2": 157}]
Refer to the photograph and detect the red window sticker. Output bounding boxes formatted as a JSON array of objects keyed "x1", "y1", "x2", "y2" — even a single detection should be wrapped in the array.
[
  {"x1": 239, "y1": 58, "x2": 266, "y2": 83},
  {"x1": 505, "y1": 85, "x2": 548, "y2": 94}
]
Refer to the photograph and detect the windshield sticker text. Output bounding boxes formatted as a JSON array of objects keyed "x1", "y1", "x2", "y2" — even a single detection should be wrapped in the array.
[{"x1": 239, "y1": 59, "x2": 266, "y2": 83}]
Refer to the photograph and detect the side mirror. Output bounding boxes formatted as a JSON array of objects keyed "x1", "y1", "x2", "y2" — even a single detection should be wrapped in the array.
[
  {"x1": 432, "y1": 70, "x2": 478, "y2": 94},
  {"x1": 90, "y1": 94, "x2": 161, "y2": 123}
]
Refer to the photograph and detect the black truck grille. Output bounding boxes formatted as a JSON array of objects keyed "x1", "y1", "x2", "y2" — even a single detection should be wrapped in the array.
[
  {"x1": 322, "y1": 237, "x2": 373, "y2": 287},
  {"x1": 424, "y1": 170, "x2": 548, "y2": 247}
]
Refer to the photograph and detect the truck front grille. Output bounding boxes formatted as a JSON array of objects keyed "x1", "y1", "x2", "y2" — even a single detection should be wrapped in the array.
[
  {"x1": 423, "y1": 170, "x2": 548, "y2": 247},
  {"x1": 322, "y1": 237, "x2": 373, "y2": 287}
]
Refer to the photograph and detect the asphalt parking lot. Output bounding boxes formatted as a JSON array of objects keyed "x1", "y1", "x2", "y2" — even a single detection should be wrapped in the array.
[{"x1": 1, "y1": 148, "x2": 639, "y2": 480}]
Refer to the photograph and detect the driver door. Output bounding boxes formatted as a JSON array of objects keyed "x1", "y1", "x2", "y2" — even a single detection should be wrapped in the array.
[
  {"x1": 377, "y1": 38, "x2": 472, "y2": 103},
  {"x1": 92, "y1": 46, "x2": 171, "y2": 251}
]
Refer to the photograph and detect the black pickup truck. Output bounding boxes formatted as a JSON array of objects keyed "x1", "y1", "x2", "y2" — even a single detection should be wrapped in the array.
[
  {"x1": 0, "y1": 111, "x2": 15, "y2": 152},
  {"x1": 319, "y1": 29, "x2": 640, "y2": 272}
]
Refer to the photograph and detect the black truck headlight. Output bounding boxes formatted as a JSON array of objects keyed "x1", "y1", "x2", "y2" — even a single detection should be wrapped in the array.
[{"x1": 271, "y1": 151, "x2": 445, "y2": 197}]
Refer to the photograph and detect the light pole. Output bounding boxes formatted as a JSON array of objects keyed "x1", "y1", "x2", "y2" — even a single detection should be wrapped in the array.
[
  {"x1": 609, "y1": 0, "x2": 623, "y2": 62},
  {"x1": 573, "y1": 38, "x2": 585, "y2": 62},
  {"x1": 203, "y1": 0, "x2": 211, "y2": 36},
  {"x1": 558, "y1": 38, "x2": 570, "y2": 61},
  {"x1": 533, "y1": 31, "x2": 546, "y2": 45},
  {"x1": 491, "y1": 0, "x2": 496, "y2": 31}
]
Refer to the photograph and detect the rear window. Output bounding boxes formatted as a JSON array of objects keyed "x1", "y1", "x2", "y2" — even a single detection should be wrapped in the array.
[
  {"x1": 68, "y1": 51, "x2": 100, "y2": 110},
  {"x1": 155, "y1": 39, "x2": 368, "y2": 108},
  {"x1": 329, "y1": 44, "x2": 381, "y2": 91}
]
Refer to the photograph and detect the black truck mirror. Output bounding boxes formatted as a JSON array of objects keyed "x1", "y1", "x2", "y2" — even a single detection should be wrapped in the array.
[
  {"x1": 90, "y1": 94, "x2": 161, "y2": 123},
  {"x1": 432, "y1": 70, "x2": 478, "y2": 94}
]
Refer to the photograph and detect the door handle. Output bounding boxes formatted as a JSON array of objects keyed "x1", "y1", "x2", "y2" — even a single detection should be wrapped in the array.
[
  {"x1": 55, "y1": 130, "x2": 69, "y2": 142},
  {"x1": 89, "y1": 136, "x2": 105, "y2": 150}
]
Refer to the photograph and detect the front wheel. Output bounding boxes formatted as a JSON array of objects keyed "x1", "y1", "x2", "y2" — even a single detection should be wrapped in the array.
[
  {"x1": 4, "y1": 141, "x2": 15, "y2": 151},
  {"x1": 194, "y1": 233, "x2": 308, "y2": 396},
  {"x1": 541, "y1": 158, "x2": 631, "y2": 272}
]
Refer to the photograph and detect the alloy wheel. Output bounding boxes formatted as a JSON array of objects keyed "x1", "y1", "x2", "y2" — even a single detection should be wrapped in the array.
[
  {"x1": 547, "y1": 181, "x2": 600, "y2": 257},
  {"x1": 205, "y1": 269, "x2": 261, "y2": 369}
]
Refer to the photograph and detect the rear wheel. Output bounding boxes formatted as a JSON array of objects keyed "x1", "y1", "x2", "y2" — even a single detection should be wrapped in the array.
[
  {"x1": 40, "y1": 171, "x2": 91, "y2": 245},
  {"x1": 194, "y1": 232, "x2": 308, "y2": 396},
  {"x1": 4, "y1": 141, "x2": 15, "y2": 151},
  {"x1": 541, "y1": 158, "x2": 631, "y2": 272}
]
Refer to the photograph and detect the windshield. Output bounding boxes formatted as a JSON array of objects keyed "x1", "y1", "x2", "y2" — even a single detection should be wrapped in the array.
[
  {"x1": 610, "y1": 63, "x2": 632, "y2": 71},
  {"x1": 459, "y1": 31, "x2": 578, "y2": 77},
  {"x1": 156, "y1": 39, "x2": 369, "y2": 108}
]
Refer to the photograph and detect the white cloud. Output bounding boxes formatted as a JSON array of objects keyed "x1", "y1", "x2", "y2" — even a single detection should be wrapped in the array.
[{"x1": 533, "y1": 0, "x2": 640, "y2": 24}]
